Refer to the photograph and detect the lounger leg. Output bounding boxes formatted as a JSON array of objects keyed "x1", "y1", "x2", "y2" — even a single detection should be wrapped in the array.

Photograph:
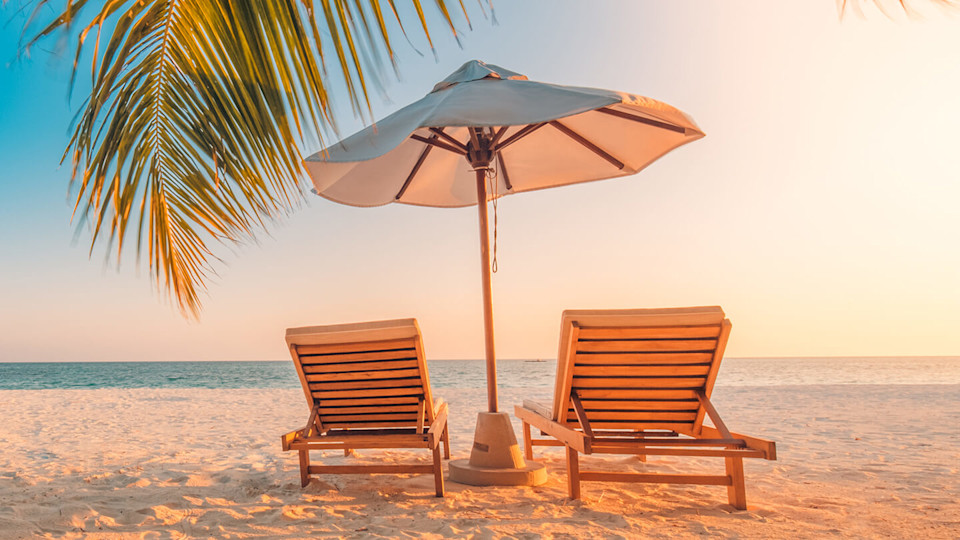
[
  {"x1": 634, "y1": 431, "x2": 646, "y2": 461},
  {"x1": 298, "y1": 450, "x2": 310, "y2": 487},
  {"x1": 432, "y1": 444, "x2": 445, "y2": 497},
  {"x1": 566, "y1": 446, "x2": 581, "y2": 500},
  {"x1": 725, "y1": 456, "x2": 746, "y2": 510},
  {"x1": 442, "y1": 425, "x2": 451, "y2": 460},
  {"x1": 522, "y1": 422, "x2": 533, "y2": 460}
]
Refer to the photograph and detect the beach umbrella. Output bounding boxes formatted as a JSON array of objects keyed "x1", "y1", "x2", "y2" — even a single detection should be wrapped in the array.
[{"x1": 303, "y1": 60, "x2": 704, "y2": 485}]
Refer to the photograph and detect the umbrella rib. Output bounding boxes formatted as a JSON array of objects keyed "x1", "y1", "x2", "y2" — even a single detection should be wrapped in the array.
[
  {"x1": 396, "y1": 136, "x2": 437, "y2": 200},
  {"x1": 495, "y1": 122, "x2": 547, "y2": 151},
  {"x1": 428, "y1": 127, "x2": 468, "y2": 152},
  {"x1": 409, "y1": 133, "x2": 467, "y2": 155},
  {"x1": 468, "y1": 126, "x2": 483, "y2": 152},
  {"x1": 490, "y1": 126, "x2": 510, "y2": 147},
  {"x1": 596, "y1": 107, "x2": 688, "y2": 134},
  {"x1": 548, "y1": 120, "x2": 625, "y2": 170},
  {"x1": 496, "y1": 152, "x2": 513, "y2": 191}
]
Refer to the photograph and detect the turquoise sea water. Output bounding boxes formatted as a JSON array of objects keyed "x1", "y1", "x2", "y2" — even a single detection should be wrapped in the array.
[{"x1": 0, "y1": 357, "x2": 957, "y2": 390}]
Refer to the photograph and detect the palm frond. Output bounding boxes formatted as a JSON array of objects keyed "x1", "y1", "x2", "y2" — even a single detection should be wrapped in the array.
[
  {"x1": 23, "y1": 0, "x2": 469, "y2": 316},
  {"x1": 839, "y1": 0, "x2": 960, "y2": 17}
]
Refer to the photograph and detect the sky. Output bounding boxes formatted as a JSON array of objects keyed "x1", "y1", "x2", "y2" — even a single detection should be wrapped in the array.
[{"x1": 1, "y1": 1, "x2": 959, "y2": 362}]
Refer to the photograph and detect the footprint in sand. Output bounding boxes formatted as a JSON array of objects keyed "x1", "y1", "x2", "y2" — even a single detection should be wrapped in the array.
[
  {"x1": 244, "y1": 505, "x2": 276, "y2": 516},
  {"x1": 163, "y1": 475, "x2": 190, "y2": 485},
  {"x1": 260, "y1": 494, "x2": 283, "y2": 504},
  {"x1": 185, "y1": 474, "x2": 214, "y2": 487},
  {"x1": 281, "y1": 505, "x2": 319, "y2": 520},
  {"x1": 148, "y1": 505, "x2": 199, "y2": 526}
]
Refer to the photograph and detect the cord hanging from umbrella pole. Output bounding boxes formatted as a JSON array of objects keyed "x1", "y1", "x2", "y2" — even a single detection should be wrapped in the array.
[
  {"x1": 482, "y1": 126, "x2": 500, "y2": 274},
  {"x1": 487, "y1": 164, "x2": 499, "y2": 274}
]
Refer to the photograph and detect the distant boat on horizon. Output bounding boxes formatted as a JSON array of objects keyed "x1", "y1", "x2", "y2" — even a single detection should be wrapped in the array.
[{"x1": 524, "y1": 358, "x2": 546, "y2": 363}]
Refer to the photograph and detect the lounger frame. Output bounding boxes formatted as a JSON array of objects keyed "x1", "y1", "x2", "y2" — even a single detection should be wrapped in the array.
[
  {"x1": 281, "y1": 319, "x2": 450, "y2": 496},
  {"x1": 515, "y1": 307, "x2": 775, "y2": 509}
]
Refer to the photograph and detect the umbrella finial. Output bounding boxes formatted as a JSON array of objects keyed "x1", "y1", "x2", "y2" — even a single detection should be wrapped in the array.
[{"x1": 431, "y1": 60, "x2": 528, "y2": 93}]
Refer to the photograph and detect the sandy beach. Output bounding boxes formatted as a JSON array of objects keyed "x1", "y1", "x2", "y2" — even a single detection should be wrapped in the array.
[
  {"x1": 1, "y1": 384, "x2": 957, "y2": 538},
  {"x1": 5, "y1": 0, "x2": 960, "y2": 538}
]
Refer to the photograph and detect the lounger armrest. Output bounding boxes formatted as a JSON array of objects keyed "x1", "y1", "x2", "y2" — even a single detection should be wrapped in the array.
[
  {"x1": 521, "y1": 399, "x2": 553, "y2": 419},
  {"x1": 281, "y1": 429, "x2": 301, "y2": 452},
  {"x1": 515, "y1": 404, "x2": 591, "y2": 454},
  {"x1": 433, "y1": 397, "x2": 447, "y2": 416},
  {"x1": 427, "y1": 401, "x2": 449, "y2": 448},
  {"x1": 700, "y1": 425, "x2": 777, "y2": 460}
]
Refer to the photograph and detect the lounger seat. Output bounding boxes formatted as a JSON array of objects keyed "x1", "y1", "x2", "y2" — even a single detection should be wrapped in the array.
[
  {"x1": 514, "y1": 307, "x2": 775, "y2": 509},
  {"x1": 281, "y1": 318, "x2": 450, "y2": 496}
]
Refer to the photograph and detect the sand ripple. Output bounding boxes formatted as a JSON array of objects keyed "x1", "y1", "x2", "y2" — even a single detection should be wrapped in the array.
[{"x1": 0, "y1": 385, "x2": 957, "y2": 538}]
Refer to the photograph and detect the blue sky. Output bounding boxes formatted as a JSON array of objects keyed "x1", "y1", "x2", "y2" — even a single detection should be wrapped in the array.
[{"x1": 2, "y1": 1, "x2": 959, "y2": 362}]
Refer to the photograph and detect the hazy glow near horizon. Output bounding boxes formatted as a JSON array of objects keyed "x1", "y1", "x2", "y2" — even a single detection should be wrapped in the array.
[{"x1": 1, "y1": 2, "x2": 958, "y2": 362}]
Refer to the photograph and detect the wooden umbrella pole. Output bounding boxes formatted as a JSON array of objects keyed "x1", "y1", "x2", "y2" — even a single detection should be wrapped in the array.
[{"x1": 474, "y1": 167, "x2": 498, "y2": 413}]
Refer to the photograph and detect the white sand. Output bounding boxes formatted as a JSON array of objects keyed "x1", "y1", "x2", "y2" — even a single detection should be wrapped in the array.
[{"x1": 0, "y1": 384, "x2": 957, "y2": 539}]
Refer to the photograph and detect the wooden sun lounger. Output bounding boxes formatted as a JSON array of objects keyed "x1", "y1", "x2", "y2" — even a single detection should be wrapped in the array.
[
  {"x1": 514, "y1": 307, "x2": 775, "y2": 509},
  {"x1": 281, "y1": 318, "x2": 450, "y2": 497}
]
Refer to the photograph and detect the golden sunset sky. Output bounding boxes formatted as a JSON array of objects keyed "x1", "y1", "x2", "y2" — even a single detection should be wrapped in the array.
[{"x1": 1, "y1": 1, "x2": 958, "y2": 361}]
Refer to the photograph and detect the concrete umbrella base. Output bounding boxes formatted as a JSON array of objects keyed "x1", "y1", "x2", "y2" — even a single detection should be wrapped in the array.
[{"x1": 448, "y1": 412, "x2": 547, "y2": 487}]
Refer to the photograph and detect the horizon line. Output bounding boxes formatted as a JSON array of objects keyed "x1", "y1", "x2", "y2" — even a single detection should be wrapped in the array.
[{"x1": 1, "y1": 355, "x2": 959, "y2": 364}]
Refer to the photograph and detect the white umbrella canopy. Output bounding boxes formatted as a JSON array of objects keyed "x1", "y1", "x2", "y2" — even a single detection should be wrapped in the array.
[
  {"x1": 305, "y1": 60, "x2": 704, "y2": 208},
  {"x1": 303, "y1": 60, "x2": 705, "y2": 414}
]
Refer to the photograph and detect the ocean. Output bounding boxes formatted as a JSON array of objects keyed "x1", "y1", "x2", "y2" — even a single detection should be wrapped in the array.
[{"x1": 0, "y1": 357, "x2": 958, "y2": 390}]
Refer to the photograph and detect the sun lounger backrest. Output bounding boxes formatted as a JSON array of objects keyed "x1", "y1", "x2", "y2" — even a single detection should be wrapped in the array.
[
  {"x1": 552, "y1": 307, "x2": 730, "y2": 436},
  {"x1": 286, "y1": 319, "x2": 435, "y2": 430}
]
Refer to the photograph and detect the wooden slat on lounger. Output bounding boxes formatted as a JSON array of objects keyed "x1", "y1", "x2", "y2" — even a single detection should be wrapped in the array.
[
  {"x1": 576, "y1": 326, "x2": 722, "y2": 340},
  {"x1": 574, "y1": 353, "x2": 714, "y2": 365},
  {"x1": 319, "y1": 405, "x2": 420, "y2": 415},
  {"x1": 573, "y1": 365, "x2": 710, "y2": 377},
  {"x1": 574, "y1": 388, "x2": 699, "y2": 400},
  {"x1": 323, "y1": 421, "x2": 423, "y2": 429},
  {"x1": 302, "y1": 359, "x2": 420, "y2": 374},
  {"x1": 295, "y1": 338, "x2": 417, "y2": 357},
  {"x1": 583, "y1": 422, "x2": 696, "y2": 432},
  {"x1": 577, "y1": 339, "x2": 718, "y2": 353},
  {"x1": 308, "y1": 368, "x2": 423, "y2": 382},
  {"x1": 312, "y1": 387, "x2": 425, "y2": 401},
  {"x1": 298, "y1": 349, "x2": 418, "y2": 367},
  {"x1": 307, "y1": 377, "x2": 423, "y2": 391},
  {"x1": 324, "y1": 413, "x2": 417, "y2": 425},
  {"x1": 571, "y1": 377, "x2": 707, "y2": 389},
  {"x1": 315, "y1": 396, "x2": 421, "y2": 408},
  {"x1": 565, "y1": 411, "x2": 698, "y2": 422},
  {"x1": 578, "y1": 399, "x2": 699, "y2": 411}
]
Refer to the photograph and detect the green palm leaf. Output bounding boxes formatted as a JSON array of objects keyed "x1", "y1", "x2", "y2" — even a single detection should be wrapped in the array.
[{"x1": 23, "y1": 0, "x2": 470, "y2": 316}]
